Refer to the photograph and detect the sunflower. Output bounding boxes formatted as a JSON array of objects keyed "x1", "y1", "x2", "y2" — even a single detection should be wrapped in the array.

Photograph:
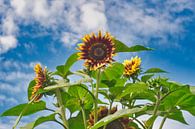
[
  {"x1": 30, "y1": 64, "x2": 47, "y2": 102},
  {"x1": 87, "y1": 106, "x2": 135, "y2": 129},
  {"x1": 77, "y1": 31, "x2": 116, "y2": 70},
  {"x1": 123, "y1": 56, "x2": 141, "y2": 77}
]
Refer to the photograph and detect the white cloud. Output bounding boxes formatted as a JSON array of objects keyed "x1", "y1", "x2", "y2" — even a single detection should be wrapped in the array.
[
  {"x1": 105, "y1": 0, "x2": 195, "y2": 45},
  {"x1": 0, "y1": 0, "x2": 194, "y2": 53},
  {"x1": 80, "y1": 2, "x2": 107, "y2": 32},
  {"x1": 61, "y1": 32, "x2": 79, "y2": 47},
  {"x1": 0, "y1": 35, "x2": 17, "y2": 54}
]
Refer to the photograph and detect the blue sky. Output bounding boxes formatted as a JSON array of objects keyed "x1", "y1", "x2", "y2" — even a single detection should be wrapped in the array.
[{"x1": 0, "y1": 0, "x2": 195, "y2": 129}]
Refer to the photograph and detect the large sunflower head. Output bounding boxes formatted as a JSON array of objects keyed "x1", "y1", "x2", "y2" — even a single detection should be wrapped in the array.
[
  {"x1": 77, "y1": 31, "x2": 116, "y2": 71},
  {"x1": 123, "y1": 56, "x2": 141, "y2": 77},
  {"x1": 30, "y1": 64, "x2": 47, "y2": 102}
]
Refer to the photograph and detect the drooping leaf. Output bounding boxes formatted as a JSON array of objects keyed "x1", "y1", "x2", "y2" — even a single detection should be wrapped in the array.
[
  {"x1": 20, "y1": 113, "x2": 56, "y2": 129},
  {"x1": 144, "y1": 68, "x2": 167, "y2": 74},
  {"x1": 1, "y1": 101, "x2": 46, "y2": 116},
  {"x1": 113, "y1": 39, "x2": 152, "y2": 53},
  {"x1": 91, "y1": 106, "x2": 147, "y2": 129}
]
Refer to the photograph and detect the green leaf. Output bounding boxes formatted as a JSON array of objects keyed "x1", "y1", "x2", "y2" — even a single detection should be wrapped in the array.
[
  {"x1": 167, "y1": 108, "x2": 188, "y2": 125},
  {"x1": 1, "y1": 101, "x2": 46, "y2": 116},
  {"x1": 109, "y1": 87, "x2": 124, "y2": 99},
  {"x1": 128, "y1": 45, "x2": 153, "y2": 52},
  {"x1": 56, "y1": 53, "x2": 78, "y2": 78},
  {"x1": 190, "y1": 86, "x2": 195, "y2": 94},
  {"x1": 20, "y1": 113, "x2": 56, "y2": 129},
  {"x1": 67, "y1": 85, "x2": 93, "y2": 112},
  {"x1": 144, "y1": 68, "x2": 167, "y2": 74},
  {"x1": 113, "y1": 39, "x2": 152, "y2": 53},
  {"x1": 119, "y1": 82, "x2": 148, "y2": 98},
  {"x1": 27, "y1": 80, "x2": 36, "y2": 101},
  {"x1": 141, "y1": 74, "x2": 154, "y2": 82},
  {"x1": 102, "y1": 63, "x2": 124, "y2": 80},
  {"x1": 177, "y1": 94, "x2": 195, "y2": 116},
  {"x1": 69, "y1": 112, "x2": 85, "y2": 129},
  {"x1": 91, "y1": 106, "x2": 147, "y2": 129}
]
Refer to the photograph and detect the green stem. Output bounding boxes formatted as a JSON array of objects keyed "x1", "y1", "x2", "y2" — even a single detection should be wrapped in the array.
[
  {"x1": 55, "y1": 89, "x2": 69, "y2": 129},
  {"x1": 12, "y1": 95, "x2": 37, "y2": 129},
  {"x1": 81, "y1": 105, "x2": 87, "y2": 129},
  {"x1": 159, "y1": 116, "x2": 167, "y2": 129},
  {"x1": 94, "y1": 69, "x2": 101, "y2": 124},
  {"x1": 148, "y1": 92, "x2": 161, "y2": 129}
]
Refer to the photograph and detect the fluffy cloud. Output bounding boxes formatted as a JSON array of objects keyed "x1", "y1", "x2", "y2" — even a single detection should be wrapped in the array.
[
  {"x1": 0, "y1": 0, "x2": 195, "y2": 52},
  {"x1": 105, "y1": 0, "x2": 195, "y2": 45},
  {"x1": 0, "y1": 35, "x2": 17, "y2": 54}
]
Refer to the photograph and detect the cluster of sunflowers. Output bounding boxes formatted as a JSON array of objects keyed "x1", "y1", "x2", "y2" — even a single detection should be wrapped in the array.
[
  {"x1": 2, "y1": 31, "x2": 195, "y2": 129},
  {"x1": 31, "y1": 31, "x2": 141, "y2": 102}
]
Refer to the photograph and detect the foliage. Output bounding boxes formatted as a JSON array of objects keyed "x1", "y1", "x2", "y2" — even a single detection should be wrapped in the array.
[{"x1": 1, "y1": 35, "x2": 195, "y2": 129}]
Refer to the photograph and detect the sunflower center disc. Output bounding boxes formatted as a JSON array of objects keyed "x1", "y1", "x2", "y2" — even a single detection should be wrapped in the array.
[{"x1": 90, "y1": 43, "x2": 107, "y2": 60}]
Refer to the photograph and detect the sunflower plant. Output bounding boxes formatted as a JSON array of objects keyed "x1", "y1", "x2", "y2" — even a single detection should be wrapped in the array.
[{"x1": 1, "y1": 31, "x2": 195, "y2": 129}]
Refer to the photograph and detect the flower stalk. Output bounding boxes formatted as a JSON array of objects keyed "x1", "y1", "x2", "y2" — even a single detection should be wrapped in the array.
[
  {"x1": 94, "y1": 69, "x2": 101, "y2": 123},
  {"x1": 81, "y1": 105, "x2": 87, "y2": 129},
  {"x1": 55, "y1": 88, "x2": 69, "y2": 129}
]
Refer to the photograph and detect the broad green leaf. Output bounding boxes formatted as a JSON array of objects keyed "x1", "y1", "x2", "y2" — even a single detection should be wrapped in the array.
[
  {"x1": 1, "y1": 101, "x2": 46, "y2": 116},
  {"x1": 27, "y1": 80, "x2": 36, "y2": 101},
  {"x1": 119, "y1": 82, "x2": 148, "y2": 98},
  {"x1": 113, "y1": 39, "x2": 152, "y2": 53},
  {"x1": 144, "y1": 68, "x2": 167, "y2": 74},
  {"x1": 102, "y1": 63, "x2": 124, "y2": 80},
  {"x1": 132, "y1": 90, "x2": 156, "y2": 102},
  {"x1": 167, "y1": 108, "x2": 188, "y2": 125},
  {"x1": 177, "y1": 94, "x2": 195, "y2": 116},
  {"x1": 141, "y1": 74, "x2": 154, "y2": 82},
  {"x1": 161, "y1": 86, "x2": 191, "y2": 110},
  {"x1": 69, "y1": 112, "x2": 85, "y2": 129},
  {"x1": 109, "y1": 87, "x2": 124, "y2": 99},
  {"x1": 20, "y1": 113, "x2": 56, "y2": 129},
  {"x1": 180, "y1": 106, "x2": 195, "y2": 116},
  {"x1": 56, "y1": 53, "x2": 78, "y2": 78},
  {"x1": 91, "y1": 106, "x2": 147, "y2": 129},
  {"x1": 67, "y1": 85, "x2": 93, "y2": 112}
]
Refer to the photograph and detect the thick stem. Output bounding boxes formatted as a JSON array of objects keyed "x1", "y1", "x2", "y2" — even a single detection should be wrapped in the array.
[
  {"x1": 94, "y1": 69, "x2": 101, "y2": 124},
  {"x1": 159, "y1": 116, "x2": 167, "y2": 129},
  {"x1": 55, "y1": 89, "x2": 69, "y2": 129},
  {"x1": 81, "y1": 105, "x2": 87, "y2": 129}
]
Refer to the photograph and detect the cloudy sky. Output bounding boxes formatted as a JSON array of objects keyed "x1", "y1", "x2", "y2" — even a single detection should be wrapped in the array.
[{"x1": 0, "y1": 0, "x2": 195, "y2": 129}]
